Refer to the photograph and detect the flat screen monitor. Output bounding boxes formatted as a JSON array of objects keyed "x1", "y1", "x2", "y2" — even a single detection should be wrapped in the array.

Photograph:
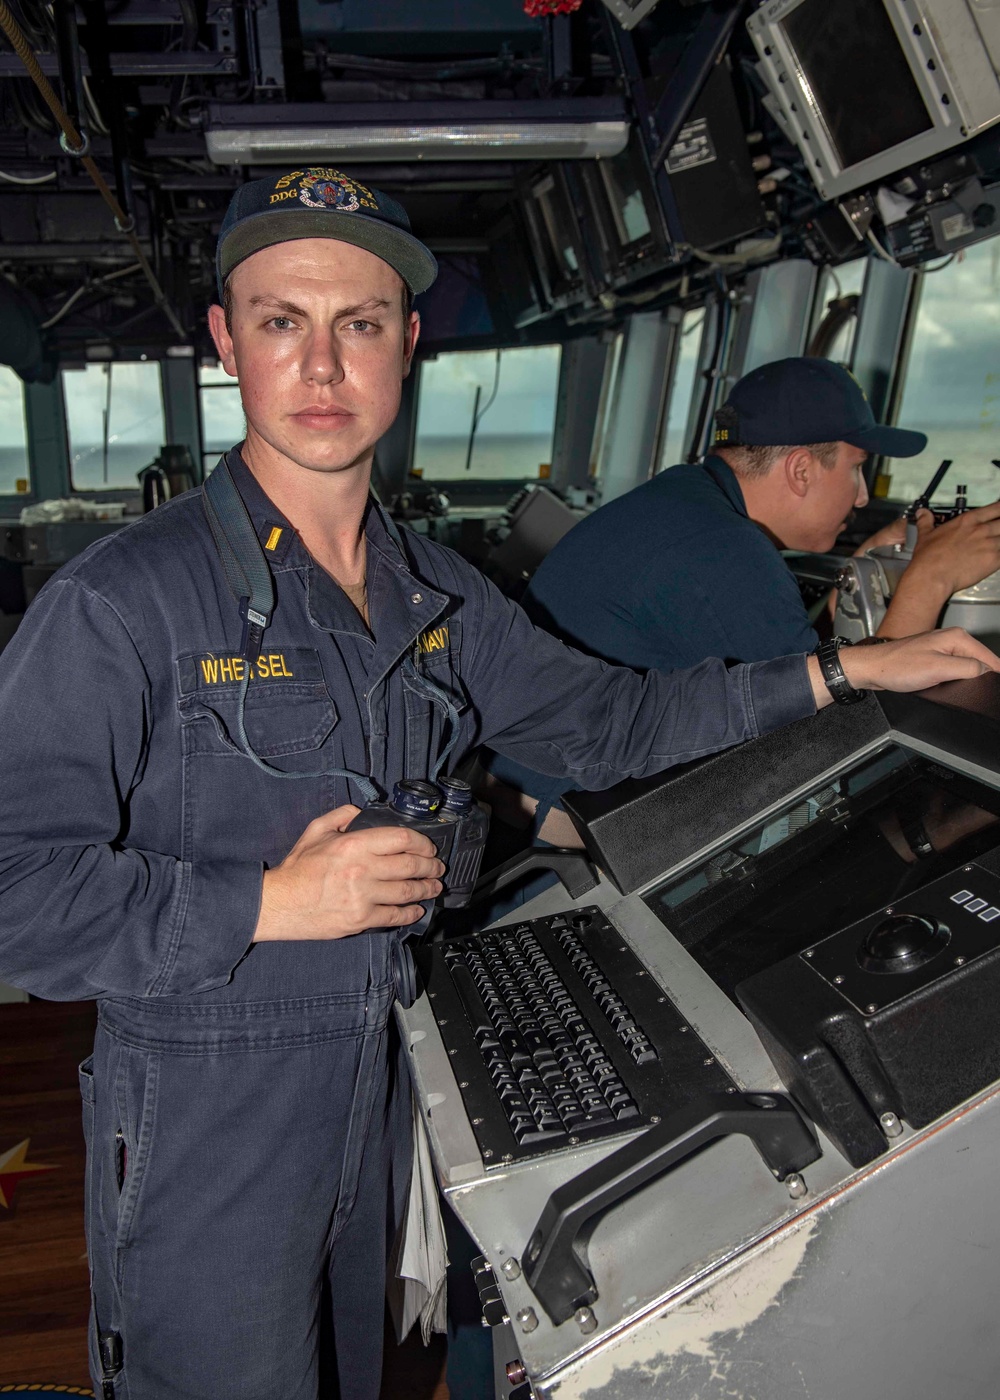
[
  {"x1": 522, "y1": 170, "x2": 587, "y2": 306},
  {"x1": 578, "y1": 138, "x2": 661, "y2": 288},
  {"x1": 748, "y1": 0, "x2": 1000, "y2": 200},
  {"x1": 597, "y1": 145, "x2": 654, "y2": 249}
]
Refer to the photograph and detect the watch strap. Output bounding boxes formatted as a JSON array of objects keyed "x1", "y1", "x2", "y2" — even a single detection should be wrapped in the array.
[{"x1": 815, "y1": 637, "x2": 868, "y2": 705}]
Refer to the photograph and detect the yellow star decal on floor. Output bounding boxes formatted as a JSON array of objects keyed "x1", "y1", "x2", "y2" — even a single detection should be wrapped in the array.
[{"x1": 0, "y1": 1139, "x2": 57, "y2": 1209}]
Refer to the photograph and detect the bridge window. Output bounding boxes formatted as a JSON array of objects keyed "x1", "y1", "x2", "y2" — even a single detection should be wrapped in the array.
[
  {"x1": 200, "y1": 363, "x2": 245, "y2": 473},
  {"x1": 64, "y1": 361, "x2": 166, "y2": 491},
  {"x1": 888, "y1": 240, "x2": 1000, "y2": 506},
  {"x1": 0, "y1": 366, "x2": 30, "y2": 495},
  {"x1": 657, "y1": 309, "x2": 707, "y2": 471},
  {"x1": 807, "y1": 257, "x2": 867, "y2": 365},
  {"x1": 412, "y1": 345, "x2": 561, "y2": 480}
]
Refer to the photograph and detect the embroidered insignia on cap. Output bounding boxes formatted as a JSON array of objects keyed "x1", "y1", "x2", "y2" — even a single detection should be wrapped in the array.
[
  {"x1": 299, "y1": 169, "x2": 360, "y2": 212},
  {"x1": 267, "y1": 168, "x2": 380, "y2": 211}
]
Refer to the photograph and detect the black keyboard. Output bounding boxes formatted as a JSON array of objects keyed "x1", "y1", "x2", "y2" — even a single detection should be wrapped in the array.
[{"x1": 418, "y1": 907, "x2": 736, "y2": 1166}]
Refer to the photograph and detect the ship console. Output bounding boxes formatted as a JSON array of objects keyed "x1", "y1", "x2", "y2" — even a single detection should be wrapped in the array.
[{"x1": 400, "y1": 676, "x2": 1000, "y2": 1400}]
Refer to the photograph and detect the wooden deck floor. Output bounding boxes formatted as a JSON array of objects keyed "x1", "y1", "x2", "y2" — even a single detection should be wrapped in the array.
[{"x1": 0, "y1": 999, "x2": 447, "y2": 1398}]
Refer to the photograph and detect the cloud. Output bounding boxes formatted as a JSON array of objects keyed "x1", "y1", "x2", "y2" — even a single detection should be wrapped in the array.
[
  {"x1": 416, "y1": 345, "x2": 561, "y2": 438},
  {"x1": 0, "y1": 367, "x2": 28, "y2": 448}
]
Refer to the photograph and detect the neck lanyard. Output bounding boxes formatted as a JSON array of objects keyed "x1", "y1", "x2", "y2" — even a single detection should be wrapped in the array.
[{"x1": 202, "y1": 453, "x2": 459, "y2": 794}]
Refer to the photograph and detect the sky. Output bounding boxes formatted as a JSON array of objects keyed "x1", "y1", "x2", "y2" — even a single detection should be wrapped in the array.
[
  {"x1": 887, "y1": 237, "x2": 1000, "y2": 501},
  {"x1": 894, "y1": 236, "x2": 1000, "y2": 429},
  {"x1": 414, "y1": 344, "x2": 561, "y2": 439},
  {"x1": 62, "y1": 362, "x2": 165, "y2": 457},
  {"x1": 0, "y1": 366, "x2": 29, "y2": 449}
]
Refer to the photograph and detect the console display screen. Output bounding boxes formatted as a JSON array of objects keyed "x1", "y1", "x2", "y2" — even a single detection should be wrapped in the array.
[
  {"x1": 643, "y1": 746, "x2": 1000, "y2": 1001},
  {"x1": 781, "y1": 0, "x2": 933, "y2": 169}
]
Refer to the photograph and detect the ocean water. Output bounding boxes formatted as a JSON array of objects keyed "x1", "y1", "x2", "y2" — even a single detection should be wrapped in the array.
[
  {"x1": 0, "y1": 444, "x2": 163, "y2": 498},
  {"x1": 5, "y1": 427, "x2": 997, "y2": 503},
  {"x1": 411, "y1": 433, "x2": 554, "y2": 481}
]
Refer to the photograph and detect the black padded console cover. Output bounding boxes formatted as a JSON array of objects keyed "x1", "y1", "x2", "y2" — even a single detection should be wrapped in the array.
[
  {"x1": 564, "y1": 675, "x2": 1000, "y2": 897},
  {"x1": 564, "y1": 698, "x2": 889, "y2": 895}
]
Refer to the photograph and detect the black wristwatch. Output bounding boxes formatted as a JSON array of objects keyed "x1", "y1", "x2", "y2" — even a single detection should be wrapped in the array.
[{"x1": 814, "y1": 636, "x2": 868, "y2": 705}]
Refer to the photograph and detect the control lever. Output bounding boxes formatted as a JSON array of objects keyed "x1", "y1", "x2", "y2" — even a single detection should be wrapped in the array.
[
  {"x1": 471, "y1": 847, "x2": 600, "y2": 904},
  {"x1": 905, "y1": 459, "x2": 952, "y2": 550},
  {"x1": 521, "y1": 1091, "x2": 820, "y2": 1326}
]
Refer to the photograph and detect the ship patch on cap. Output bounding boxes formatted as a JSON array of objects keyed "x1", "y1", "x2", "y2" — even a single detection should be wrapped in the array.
[{"x1": 266, "y1": 167, "x2": 379, "y2": 214}]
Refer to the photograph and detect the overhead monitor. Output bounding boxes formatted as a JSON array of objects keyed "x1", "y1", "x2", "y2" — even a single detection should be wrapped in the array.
[
  {"x1": 578, "y1": 138, "x2": 662, "y2": 288},
  {"x1": 748, "y1": 0, "x2": 1000, "y2": 200},
  {"x1": 521, "y1": 168, "x2": 589, "y2": 307}
]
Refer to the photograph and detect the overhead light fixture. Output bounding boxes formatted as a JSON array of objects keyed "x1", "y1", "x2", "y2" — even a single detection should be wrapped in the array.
[
  {"x1": 206, "y1": 121, "x2": 629, "y2": 165},
  {"x1": 205, "y1": 101, "x2": 631, "y2": 165}
]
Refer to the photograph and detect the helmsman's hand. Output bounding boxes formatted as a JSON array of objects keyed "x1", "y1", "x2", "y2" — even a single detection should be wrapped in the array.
[
  {"x1": 909, "y1": 501, "x2": 1000, "y2": 596},
  {"x1": 807, "y1": 628, "x2": 1000, "y2": 710}
]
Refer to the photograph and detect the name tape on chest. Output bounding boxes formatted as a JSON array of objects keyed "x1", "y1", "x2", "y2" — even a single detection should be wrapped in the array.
[{"x1": 177, "y1": 647, "x2": 323, "y2": 695}]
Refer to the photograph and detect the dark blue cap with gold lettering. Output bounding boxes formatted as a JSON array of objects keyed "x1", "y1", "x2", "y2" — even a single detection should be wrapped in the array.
[
  {"x1": 713, "y1": 357, "x2": 926, "y2": 457},
  {"x1": 216, "y1": 167, "x2": 437, "y2": 296}
]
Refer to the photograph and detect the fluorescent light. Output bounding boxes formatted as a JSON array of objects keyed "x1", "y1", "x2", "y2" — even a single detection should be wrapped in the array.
[{"x1": 205, "y1": 121, "x2": 630, "y2": 165}]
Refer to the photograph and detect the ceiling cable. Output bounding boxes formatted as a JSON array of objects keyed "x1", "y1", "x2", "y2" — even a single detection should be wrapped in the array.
[
  {"x1": 0, "y1": 166, "x2": 56, "y2": 183},
  {"x1": 41, "y1": 260, "x2": 143, "y2": 329},
  {"x1": 0, "y1": 0, "x2": 186, "y2": 338}
]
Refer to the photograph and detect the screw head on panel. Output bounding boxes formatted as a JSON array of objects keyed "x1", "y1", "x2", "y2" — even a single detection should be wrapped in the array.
[
  {"x1": 516, "y1": 1307, "x2": 538, "y2": 1334},
  {"x1": 575, "y1": 1306, "x2": 598, "y2": 1334}
]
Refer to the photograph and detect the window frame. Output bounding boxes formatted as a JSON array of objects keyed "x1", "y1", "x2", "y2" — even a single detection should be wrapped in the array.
[
  {"x1": 61, "y1": 357, "x2": 168, "y2": 497},
  {"x1": 410, "y1": 342, "x2": 564, "y2": 494},
  {"x1": 198, "y1": 362, "x2": 244, "y2": 476},
  {"x1": 654, "y1": 304, "x2": 710, "y2": 474},
  {"x1": 881, "y1": 245, "x2": 1000, "y2": 509}
]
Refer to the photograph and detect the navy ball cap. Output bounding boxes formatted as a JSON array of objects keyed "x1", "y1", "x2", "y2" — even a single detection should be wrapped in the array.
[
  {"x1": 216, "y1": 166, "x2": 437, "y2": 296},
  {"x1": 714, "y1": 357, "x2": 927, "y2": 458}
]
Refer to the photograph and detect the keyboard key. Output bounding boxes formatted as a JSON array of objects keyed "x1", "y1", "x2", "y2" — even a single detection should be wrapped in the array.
[{"x1": 515, "y1": 1122, "x2": 565, "y2": 1146}]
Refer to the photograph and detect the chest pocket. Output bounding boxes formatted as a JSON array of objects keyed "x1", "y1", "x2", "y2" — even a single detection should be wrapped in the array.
[{"x1": 176, "y1": 646, "x2": 338, "y2": 758}]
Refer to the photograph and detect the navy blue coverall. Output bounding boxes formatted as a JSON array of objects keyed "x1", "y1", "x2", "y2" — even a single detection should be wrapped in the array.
[{"x1": 0, "y1": 453, "x2": 815, "y2": 1400}]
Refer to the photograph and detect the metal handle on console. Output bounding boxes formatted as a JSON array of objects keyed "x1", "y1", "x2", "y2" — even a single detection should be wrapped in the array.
[
  {"x1": 472, "y1": 847, "x2": 600, "y2": 903},
  {"x1": 521, "y1": 1091, "x2": 820, "y2": 1326}
]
